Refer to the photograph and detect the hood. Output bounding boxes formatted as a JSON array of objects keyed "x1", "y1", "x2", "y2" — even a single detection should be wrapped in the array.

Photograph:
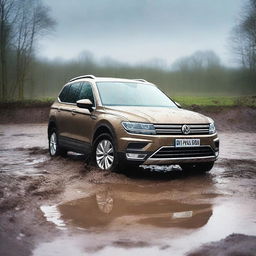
[{"x1": 104, "y1": 106, "x2": 211, "y2": 124}]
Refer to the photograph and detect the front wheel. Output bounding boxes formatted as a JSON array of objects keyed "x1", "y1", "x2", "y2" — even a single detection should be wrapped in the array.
[
  {"x1": 93, "y1": 133, "x2": 118, "y2": 171},
  {"x1": 180, "y1": 162, "x2": 214, "y2": 173}
]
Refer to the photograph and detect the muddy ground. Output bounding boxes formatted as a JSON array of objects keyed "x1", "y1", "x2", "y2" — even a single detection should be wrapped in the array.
[{"x1": 0, "y1": 108, "x2": 256, "y2": 256}]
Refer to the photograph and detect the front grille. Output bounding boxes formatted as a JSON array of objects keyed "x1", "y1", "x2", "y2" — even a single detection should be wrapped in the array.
[
  {"x1": 154, "y1": 124, "x2": 210, "y2": 135},
  {"x1": 150, "y1": 146, "x2": 215, "y2": 159}
]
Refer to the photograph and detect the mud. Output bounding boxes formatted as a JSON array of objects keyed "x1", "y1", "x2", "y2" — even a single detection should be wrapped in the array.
[
  {"x1": 0, "y1": 123, "x2": 256, "y2": 256},
  {"x1": 0, "y1": 106, "x2": 50, "y2": 124},
  {"x1": 188, "y1": 234, "x2": 256, "y2": 256}
]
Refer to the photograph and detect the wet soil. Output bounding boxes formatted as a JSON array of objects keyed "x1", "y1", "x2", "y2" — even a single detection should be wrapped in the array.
[
  {"x1": 188, "y1": 234, "x2": 256, "y2": 256},
  {"x1": 0, "y1": 124, "x2": 256, "y2": 256}
]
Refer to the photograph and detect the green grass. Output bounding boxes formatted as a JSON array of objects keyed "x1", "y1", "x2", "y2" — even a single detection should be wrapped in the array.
[{"x1": 172, "y1": 96, "x2": 256, "y2": 108}]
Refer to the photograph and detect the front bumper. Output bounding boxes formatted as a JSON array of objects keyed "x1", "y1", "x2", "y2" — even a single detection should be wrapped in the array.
[{"x1": 118, "y1": 133, "x2": 219, "y2": 165}]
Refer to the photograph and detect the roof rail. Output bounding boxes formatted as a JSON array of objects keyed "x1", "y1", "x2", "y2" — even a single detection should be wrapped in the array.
[
  {"x1": 69, "y1": 74, "x2": 96, "y2": 82},
  {"x1": 133, "y1": 79, "x2": 149, "y2": 83}
]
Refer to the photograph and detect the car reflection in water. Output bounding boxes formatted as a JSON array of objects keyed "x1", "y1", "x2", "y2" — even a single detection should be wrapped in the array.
[{"x1": 58, "y1": 184, "x2": 213, "y2": 230}]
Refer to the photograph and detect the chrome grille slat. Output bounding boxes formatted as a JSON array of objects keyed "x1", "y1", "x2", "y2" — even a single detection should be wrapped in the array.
[
  {"x1": 190, "y1": 130, "x2": 209, "y2": 132},
  {"x1": 190, "y1": 125, "x2": 209, "y2": 128},
  {"x1": 190, "y1": 130, "x2": 209, "y2": 133},
  {"x1": 154, "y1": 124, "x2": 210, "y2": 135},
  {"x1": 150, "y1": 146, "x2": 215, "y2": 159},
  {"x1": 155, "y1": 129, "x2": 181, "y2": 133},
  {"x1": 154, "y1": 125, "x2": 182, "y2": 128}
]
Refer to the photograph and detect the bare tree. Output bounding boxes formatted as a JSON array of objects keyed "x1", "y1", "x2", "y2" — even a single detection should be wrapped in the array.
[
  {"x1": 231, "y1": 0, "x2": 256, "y2": 71},
  {"x1": 0, "y1": 0, "x2": 17, "y2": 100},
  {"x1": 14, "y1": 0, "x2": 55, "y2": 99},
  {"x1": 0, "y1": 0, "x2": 55, "y2": 100}
]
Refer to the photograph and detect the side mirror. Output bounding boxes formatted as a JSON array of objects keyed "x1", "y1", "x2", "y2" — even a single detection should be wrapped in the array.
[
  {"x1": 76, "y1": 99, "x2": 93, "y2": 111},
  {"x1": 175, "y1": 101, "x2": 182, "y2": 108}
]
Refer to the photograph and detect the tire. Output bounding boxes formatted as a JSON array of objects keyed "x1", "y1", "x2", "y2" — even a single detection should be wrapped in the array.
[
  {"x1": 48, "y1": 128, "x2": 67, "y2": 157},
  {"x1": 180, "y1": 162, "x2": 214, "y2": 173},
  {"x1": 92, "y1": 133, "x2": 119, "y2": 171}
]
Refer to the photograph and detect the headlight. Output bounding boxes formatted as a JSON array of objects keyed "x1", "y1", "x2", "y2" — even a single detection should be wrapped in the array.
[
  {"x1": 122, "y1": 122, "x2": 156, "y2": 135},
  {"x1": 209, "y1": 123, "x2": 216, "y2": 134}
]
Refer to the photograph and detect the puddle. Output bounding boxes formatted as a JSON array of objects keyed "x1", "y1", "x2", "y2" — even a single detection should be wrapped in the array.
[
  {"x1": 40, "y1": 205, "x2": 66, "y2": 230},
  {"x1": 55, "y1": 193, "x2": 212, "y2": 230},
  {"x1": 0, "y1": 123, "x2": 47, "y2": 149},
  {"x1": 41, "y1": 183, "x2": 216, "y2": 231},
  {"x1": 0, "y1": 148, "x2": 49, "y2": 175},
  {"x1": 38, "y1": 183, "x2": 256, "y2": 256},
  {"x1": 218, "y1": 133, "x2": 256, "y2": 160}
]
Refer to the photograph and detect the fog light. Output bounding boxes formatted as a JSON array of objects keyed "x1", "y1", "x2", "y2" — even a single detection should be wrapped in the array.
[
  {"x1": 214, "y1": 139, "x2": 219, "y2": 149},
  {"x1": 126, "y1": 153, "x2": 147, "y2": 160}
]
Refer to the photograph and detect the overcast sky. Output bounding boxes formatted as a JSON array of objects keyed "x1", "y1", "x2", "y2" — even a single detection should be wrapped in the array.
[{"x1": 39, "y1": 0, "x2": 244, "y2": 67}]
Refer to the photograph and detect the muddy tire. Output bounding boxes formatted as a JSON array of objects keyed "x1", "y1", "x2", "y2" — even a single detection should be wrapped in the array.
[
  {"x1": 48, "y1": 128, "x2": 67, "y2": 157},
  {"x1": 92, "y1": 133, "x2": 119, "y2": 171},
  {"x1": 180, "y1": 162, "x2": 214, "y2": 173}
]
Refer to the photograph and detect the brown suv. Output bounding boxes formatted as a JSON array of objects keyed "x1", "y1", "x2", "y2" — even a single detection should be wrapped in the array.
[{"x1": 48, "y1": 75, "x2": 219, "y2": 172}]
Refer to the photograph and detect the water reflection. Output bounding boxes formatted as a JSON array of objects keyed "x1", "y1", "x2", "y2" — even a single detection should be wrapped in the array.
[{"x1": 58, "y1": 184, "x2": 213, "y2": 230}]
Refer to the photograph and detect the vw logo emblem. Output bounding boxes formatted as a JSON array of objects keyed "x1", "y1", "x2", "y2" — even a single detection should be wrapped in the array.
[{"x1": 182, "y1": 124, "x2": 190, "y2": 135}]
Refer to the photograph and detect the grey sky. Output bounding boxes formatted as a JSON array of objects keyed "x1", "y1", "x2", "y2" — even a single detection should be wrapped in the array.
[{"x1": 40, "y1": 0, "x2": 244, "y2": 67}]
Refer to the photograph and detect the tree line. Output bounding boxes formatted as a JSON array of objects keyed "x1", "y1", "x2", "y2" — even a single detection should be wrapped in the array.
[
  {"x1": 27, "y1": 50, "x2": 255, "y2": 99},
  {"x1": 0, "y1": 0, "x2": 55, "y2": 100}
]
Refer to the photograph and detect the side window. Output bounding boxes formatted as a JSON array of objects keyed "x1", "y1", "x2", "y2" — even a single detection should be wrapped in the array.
[
  {"x1": 59, "y1": 84, "x2": 70, "y2": 102},
  {"x1": 65, "y1": 82, "x2": 82, "y2": 103},
  {"x1": 78, "y1": 82, "x2": 95, "y2": 105}
]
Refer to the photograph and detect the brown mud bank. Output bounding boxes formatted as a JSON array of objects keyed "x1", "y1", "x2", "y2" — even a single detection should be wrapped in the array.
[
  {"x1": 0, "y1": 105, "x2": 256, "y2": 132},
  {"x1": 0, "y1": 106, "x2": 50, "y2": 124},
  {"x1": 188, "y1": 234, "x2": 256, "y2": 256}
]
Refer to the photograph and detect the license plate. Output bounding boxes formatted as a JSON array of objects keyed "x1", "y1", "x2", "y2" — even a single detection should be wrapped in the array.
[{"x1": 175, "y1": 139, "x2": 200, "y2": 147}]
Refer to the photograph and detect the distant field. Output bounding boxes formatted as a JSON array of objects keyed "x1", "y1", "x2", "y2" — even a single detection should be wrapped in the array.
[
  {"x1": 172, "y1": 96, "x2": 256, "y2": 108},
  {"x1": 0, "y1": 96, "x2": 255, "y2": 108}
]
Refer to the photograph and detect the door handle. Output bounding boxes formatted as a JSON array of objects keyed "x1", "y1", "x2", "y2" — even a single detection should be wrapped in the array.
[
  {"x1": 57, "y1": 107, "x2": 61, "y2": 112},
  {"x1": 71, "y1": 109, "x2": 76, "y2": 115}
]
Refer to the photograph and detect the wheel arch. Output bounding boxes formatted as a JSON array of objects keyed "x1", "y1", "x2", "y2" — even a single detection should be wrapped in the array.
[
  {"x1": 92, "y1": 122, "x2": 118, "y2": 148},
  {"x1": 48, "y1": 118, "x2": 58, "y2": 139}
]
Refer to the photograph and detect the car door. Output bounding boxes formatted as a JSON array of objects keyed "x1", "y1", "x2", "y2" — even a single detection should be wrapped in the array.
[
  {"x1": 57, "y1": 82, "x2": 81, "y2": 139},
  {"x1": 70, "y1": 81, "x2": 96, "y2": 147},
  {"x1": 55, "y1": 83, "x2": 73, "y2": 138}
]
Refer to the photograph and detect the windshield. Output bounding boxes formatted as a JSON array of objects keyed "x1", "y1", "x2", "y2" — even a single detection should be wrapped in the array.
[{"x1": 96, "y1": 82, "x2": 177, "y2": 107}]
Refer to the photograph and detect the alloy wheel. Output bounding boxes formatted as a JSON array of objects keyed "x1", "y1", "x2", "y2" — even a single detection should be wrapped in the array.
[
  {"x1": 96, "y1": 139, "x2": 114, "y2": 170},
  {"x1": 50, "y1": 132, "x2": 57, "y2": 156}
]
